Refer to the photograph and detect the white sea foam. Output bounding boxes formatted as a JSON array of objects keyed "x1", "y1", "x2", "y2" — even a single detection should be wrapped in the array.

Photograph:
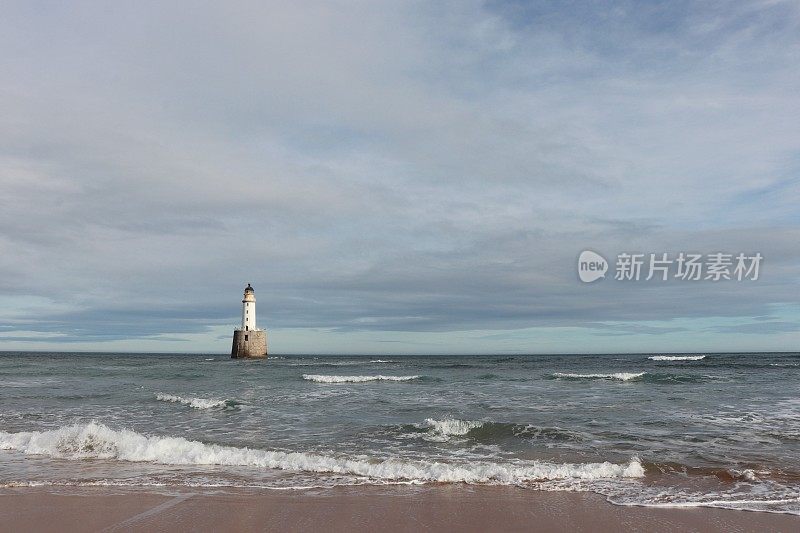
[
  {"x1": 0, "y1": 422, "x2": 644, "y2": 484},
  {"x1": 648, "y1": 355, "x2": 706, "y2": 361},
  {"x1": 288, "y1": 361, "x2": 365, "y2": 367},
  {"x1": 423, "y1": 418, "x2": 484, "y2": 436},
  {"x1": 302, "y1": 374, "x2": 419, "y2": 383},
  {"x1": 410, "y1": 418, "x2": 485, "y2": 442},
  {"x1": 370, "y1": 360, "x2": 396, "y2": 363},
  {"x1": 612, "y1": 498, "x2": 800, "y2": 515},
  {"x1": 602, "y1": 479, "x2": 800, "y2": 515},
  {"x1": 552, "y1": 372, "x2": 645, "y2": 381},
  {"x1": 729, "y1": 468, "x2": 758, "y2": 481},
  {"x1": 156, "y1": 393, "x2": 227, "y2": 409}
]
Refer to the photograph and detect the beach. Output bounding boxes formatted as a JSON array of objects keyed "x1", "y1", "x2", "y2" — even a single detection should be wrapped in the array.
[{"x1": 2, "y1": 485, "x2": 799, "y2": 532}]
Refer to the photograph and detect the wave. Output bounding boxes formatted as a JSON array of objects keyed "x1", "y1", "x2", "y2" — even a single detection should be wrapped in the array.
[
  {"x1": 428, "y1": 363, "x2": 483, "y2": 369},
  {"x1": 287, "y1": 361, "x2": 365, "y2": 367},
  {"x1": 550, "y1": 372, "x2": 713, "y2": 384},
  {"x1": 552, "y1": 372, "x2": 645, "y2": 381},
  {"x1": 370, "y1": 360, "x2": 396, "y2": 363},
  {"x1": 155, "y1": 393, "x2": 228, "y2": 409},
  {"x1": 302, "y1": 374, "x2": 419, "y2": 383},
  {"x1": 422, "y1": 418, "x2": 484, "y2": 437},
  {"x1": 0, "y1": 379, "x2": 59, "y2": 388},
  {"x1": 399, "y1": 419, "x2": 585, "y2": 444},
  {"x1": 0, "y1": 422, "x2": 644, "y2": 485},
  {"x1": 649, "y1": 355, "x2": 706, "y2": 361}
]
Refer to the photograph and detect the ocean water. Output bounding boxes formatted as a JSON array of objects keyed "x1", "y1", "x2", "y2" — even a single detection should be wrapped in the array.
[{"x1": 1, "y1": 352, "x2": 799, "y2": 514}]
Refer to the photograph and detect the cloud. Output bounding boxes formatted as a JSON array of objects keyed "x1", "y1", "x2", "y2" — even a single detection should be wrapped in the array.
[
  {"x1": 0, "y1": 1, "x2": 798, "y2": 352},
  {"x1": 710, "y1": 321, "x2": 800, "y2": 334}
]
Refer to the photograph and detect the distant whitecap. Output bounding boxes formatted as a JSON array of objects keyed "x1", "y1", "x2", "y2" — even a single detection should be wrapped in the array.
[{"x1": 302, "y1": 374, "x2": 419, "y2": 383}]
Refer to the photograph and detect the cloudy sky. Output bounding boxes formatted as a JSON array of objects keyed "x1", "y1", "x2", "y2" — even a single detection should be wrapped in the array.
[{"x1": 1, "y1": 0, "x2": 798, "y2": 354}]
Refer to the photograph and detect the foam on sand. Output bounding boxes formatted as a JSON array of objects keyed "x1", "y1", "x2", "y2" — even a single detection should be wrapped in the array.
[
  {"x1": 0, "y1": 422, "x2": 644, "y2": 484},
  {"x1": 648, "y1": 355, "x2": 706, "y2": 361},
  {"x1": 552, "y1": 372, "x2": 645, "y2": 381},
  {"x1": 302, "y1": 374, "x2": 419, "y2": 383},
  {"x1": 156, "y1": 393, "x2": 227, "y2": 409}
]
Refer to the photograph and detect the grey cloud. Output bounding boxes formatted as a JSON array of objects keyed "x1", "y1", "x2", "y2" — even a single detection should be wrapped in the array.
[
  {"x1": 0, "y1": 1, "x2": 798, "y2": 349},
  {"x1": 710, "y1": 322, "x2": 800, "y2": 335}
]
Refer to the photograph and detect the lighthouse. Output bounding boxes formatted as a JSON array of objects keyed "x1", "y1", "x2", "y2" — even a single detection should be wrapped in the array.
[
  {"x1": 231, "y1": 283, "x2": 268, "y2": 358},
  {"x1": 242, "y1": 283, "x2": 256, "y2": 331}
]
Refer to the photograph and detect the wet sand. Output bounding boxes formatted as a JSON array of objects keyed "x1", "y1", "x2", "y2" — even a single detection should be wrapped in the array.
[{"x1": 1, "y1": 485, "x2": 798, "y2": 532}]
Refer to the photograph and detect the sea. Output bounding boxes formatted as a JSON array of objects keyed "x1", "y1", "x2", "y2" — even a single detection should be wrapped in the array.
[{"x1": 1, "y1": 352, "x2": 798, "y2": 515}]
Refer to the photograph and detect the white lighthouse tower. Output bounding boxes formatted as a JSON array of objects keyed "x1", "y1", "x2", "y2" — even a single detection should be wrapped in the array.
[
  {"x1": 242, "y1": 283, "x2": 256, "y2": 330},
  {"x1": 231, "y1": 283, "x2": 268, "y2": 358}
]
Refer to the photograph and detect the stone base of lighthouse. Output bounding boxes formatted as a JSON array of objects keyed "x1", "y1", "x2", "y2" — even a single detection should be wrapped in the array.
[{"x1": 231, "y1": 329, "x2": 268, "y2": 359}]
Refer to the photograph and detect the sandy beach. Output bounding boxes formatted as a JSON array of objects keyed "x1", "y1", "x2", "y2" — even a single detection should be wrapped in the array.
[{"x1": 1, "y1": 485, "x2": 798, "y2": 533}]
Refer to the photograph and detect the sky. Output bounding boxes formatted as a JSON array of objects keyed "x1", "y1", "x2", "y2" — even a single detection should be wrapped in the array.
[{"x1": 0, "y1": 0, "x2": 798, "y2": 354}]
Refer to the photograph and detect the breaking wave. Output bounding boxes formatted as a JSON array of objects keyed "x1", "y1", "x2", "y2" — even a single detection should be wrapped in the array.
[
  {"x1": 303, "y1": 374, "x2": 420, "y2": 383},
  {"x1": 0, "y1": 422, "x2": 645, "y2": 485},
  {"x1": 649, "y1": 355, "x2": 706, "y2": 361},
  {"x1": 155, "y1": 393, "x2": 228, "y2": 409},
  {"x1": 552, "y1": 372, "x2": 645, "y2": 381},
  {"x1": 422, "y1": 418, "x2": 484, "y2": 437},
  {"x1": 399, "y1": 419, "x2": 586, "y2": 444}
]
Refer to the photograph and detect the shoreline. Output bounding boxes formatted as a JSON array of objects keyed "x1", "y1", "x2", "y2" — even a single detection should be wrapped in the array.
[{"x1": 1, "y1": 485, "x2": 798, "y2": 532}]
